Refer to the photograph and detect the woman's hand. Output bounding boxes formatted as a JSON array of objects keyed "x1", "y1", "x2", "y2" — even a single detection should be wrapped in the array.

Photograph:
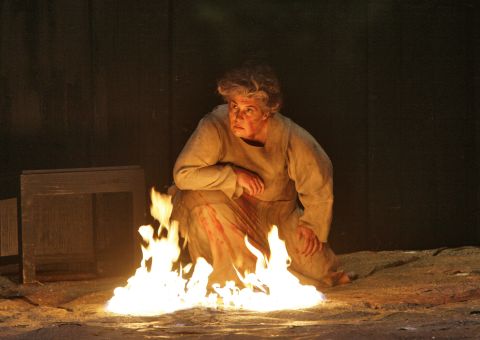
[
  {"x1": 297, "y1": 225, "x2": 324, "y2": 256},
  {"x1": 233, "y1": 167, "x2": 264, "y2": 196}
]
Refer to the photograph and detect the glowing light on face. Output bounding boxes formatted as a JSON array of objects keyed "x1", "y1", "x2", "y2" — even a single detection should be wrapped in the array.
[{"x1": 228, "y1": 95, "x2": 269, "y2": 142}]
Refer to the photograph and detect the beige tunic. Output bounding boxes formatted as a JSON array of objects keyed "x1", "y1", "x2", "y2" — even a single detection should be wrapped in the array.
[{"x1": 172, "y1": 104, "x2": 343, "y2": 287}]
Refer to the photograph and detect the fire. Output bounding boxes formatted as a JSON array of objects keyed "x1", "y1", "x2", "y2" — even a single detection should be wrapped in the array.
[
  {"x1": 106, "y1": 189, "x2": 325, "y2": 315},
  {"x1": 213, "y1": 227, "x2": 325, "y2": 311}
]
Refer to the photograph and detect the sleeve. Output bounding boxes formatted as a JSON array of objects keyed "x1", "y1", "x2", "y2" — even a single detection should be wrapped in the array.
[
  {"x1": 286, "y1": 125, "x2": 334, "y2": 242},
  {"x1": 173, "y1": 115, "x2": 241, "y2": 198}
]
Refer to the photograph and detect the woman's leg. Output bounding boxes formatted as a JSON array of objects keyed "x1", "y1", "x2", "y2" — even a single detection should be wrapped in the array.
[
  {"x1": 279, "y1": 212, "x2": 350, "y2": 288},
  {"x1": 171, "y1": 189, "x2": 269, "y2": 285}
]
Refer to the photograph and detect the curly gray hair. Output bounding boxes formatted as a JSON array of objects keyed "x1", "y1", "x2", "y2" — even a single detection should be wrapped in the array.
[{"x1": 217, "y1": 64, "x2": 282, "y2": 114}]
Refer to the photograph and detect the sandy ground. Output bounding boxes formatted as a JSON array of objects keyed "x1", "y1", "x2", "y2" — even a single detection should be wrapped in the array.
[{"x1": 0, "y1": 246, "x2": 479, "y2": 339}]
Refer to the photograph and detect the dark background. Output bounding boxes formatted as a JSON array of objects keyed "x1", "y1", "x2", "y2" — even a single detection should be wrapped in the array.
[{"x1": 1, "y1": 0, "x2": 479, "y2": 253}]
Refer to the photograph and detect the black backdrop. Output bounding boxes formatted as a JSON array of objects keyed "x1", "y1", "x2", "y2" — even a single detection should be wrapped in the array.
[{"x1": 1, "y1": 0, "x2": 479, "y2": 253}]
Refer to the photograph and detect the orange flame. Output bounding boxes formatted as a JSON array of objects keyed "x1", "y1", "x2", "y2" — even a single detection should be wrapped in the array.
[{"x1": 106, "y1": 189, "x2": 325, "y2": 315}]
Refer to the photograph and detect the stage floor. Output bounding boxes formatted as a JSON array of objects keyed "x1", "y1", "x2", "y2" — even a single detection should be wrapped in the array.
[{"x1": 0, "y1": 247, "x2": 479, "y2": 339}]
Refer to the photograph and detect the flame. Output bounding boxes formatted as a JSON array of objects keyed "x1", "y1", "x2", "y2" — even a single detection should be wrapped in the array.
[
  {"x1": 213, "y1": 227, "x2": 325, "y2": 311},
  {"x1": 106, "y1": 189, "x2": 325, "y2": 315}
]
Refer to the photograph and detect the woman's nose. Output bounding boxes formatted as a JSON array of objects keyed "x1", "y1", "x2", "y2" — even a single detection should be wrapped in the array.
[{"x1": 233, "y1": 110, "x2": 242, "y2": 120}]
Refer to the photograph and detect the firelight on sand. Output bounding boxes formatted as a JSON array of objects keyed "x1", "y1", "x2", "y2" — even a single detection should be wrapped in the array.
[{"x1": 106, "y1": 189, "x2": 325, "y2": 316}]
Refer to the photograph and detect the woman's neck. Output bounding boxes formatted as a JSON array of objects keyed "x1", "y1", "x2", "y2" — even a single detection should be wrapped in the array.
[{"x1": 247, "y1": 119, "x2": 269, "y2": 145}]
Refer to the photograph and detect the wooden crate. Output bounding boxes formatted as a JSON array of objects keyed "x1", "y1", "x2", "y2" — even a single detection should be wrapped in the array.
[{"x1": 0, "y1": 166, "x2": 146, "y2": 283}]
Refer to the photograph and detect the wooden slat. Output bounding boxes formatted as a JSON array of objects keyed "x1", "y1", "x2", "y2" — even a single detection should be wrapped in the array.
[
  {"x1": 22, "y1": 165, "x2": 141, "y2": 175},
  {"x1": 21, "y1": 168, "x2": 145, "y2": 196},
  {"x1": 90, "y1": 1, "x2": 172, "y2": 190},
  {"x1": 475, "y1": 1, "x2": 480, "y2": 245},
  {"x1": 0, "y1": 198, "x2": 18, "y2": 256},
  {"x1": 367, "y1": 1, "x2": 477, "y2": 250}
]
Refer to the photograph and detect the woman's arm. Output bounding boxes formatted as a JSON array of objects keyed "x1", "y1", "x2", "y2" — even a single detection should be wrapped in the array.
[
  {"x1": 287, "y1": 124, "x2": 334, "y2": 244},
  {"x1": 173, "y1": 116, "x2": 240, "y2": 198}
]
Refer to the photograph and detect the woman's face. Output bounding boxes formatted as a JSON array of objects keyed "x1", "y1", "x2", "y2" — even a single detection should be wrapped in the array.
[{"x1": 228, "y1": 94, "x2": 269, "y2": 142}]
